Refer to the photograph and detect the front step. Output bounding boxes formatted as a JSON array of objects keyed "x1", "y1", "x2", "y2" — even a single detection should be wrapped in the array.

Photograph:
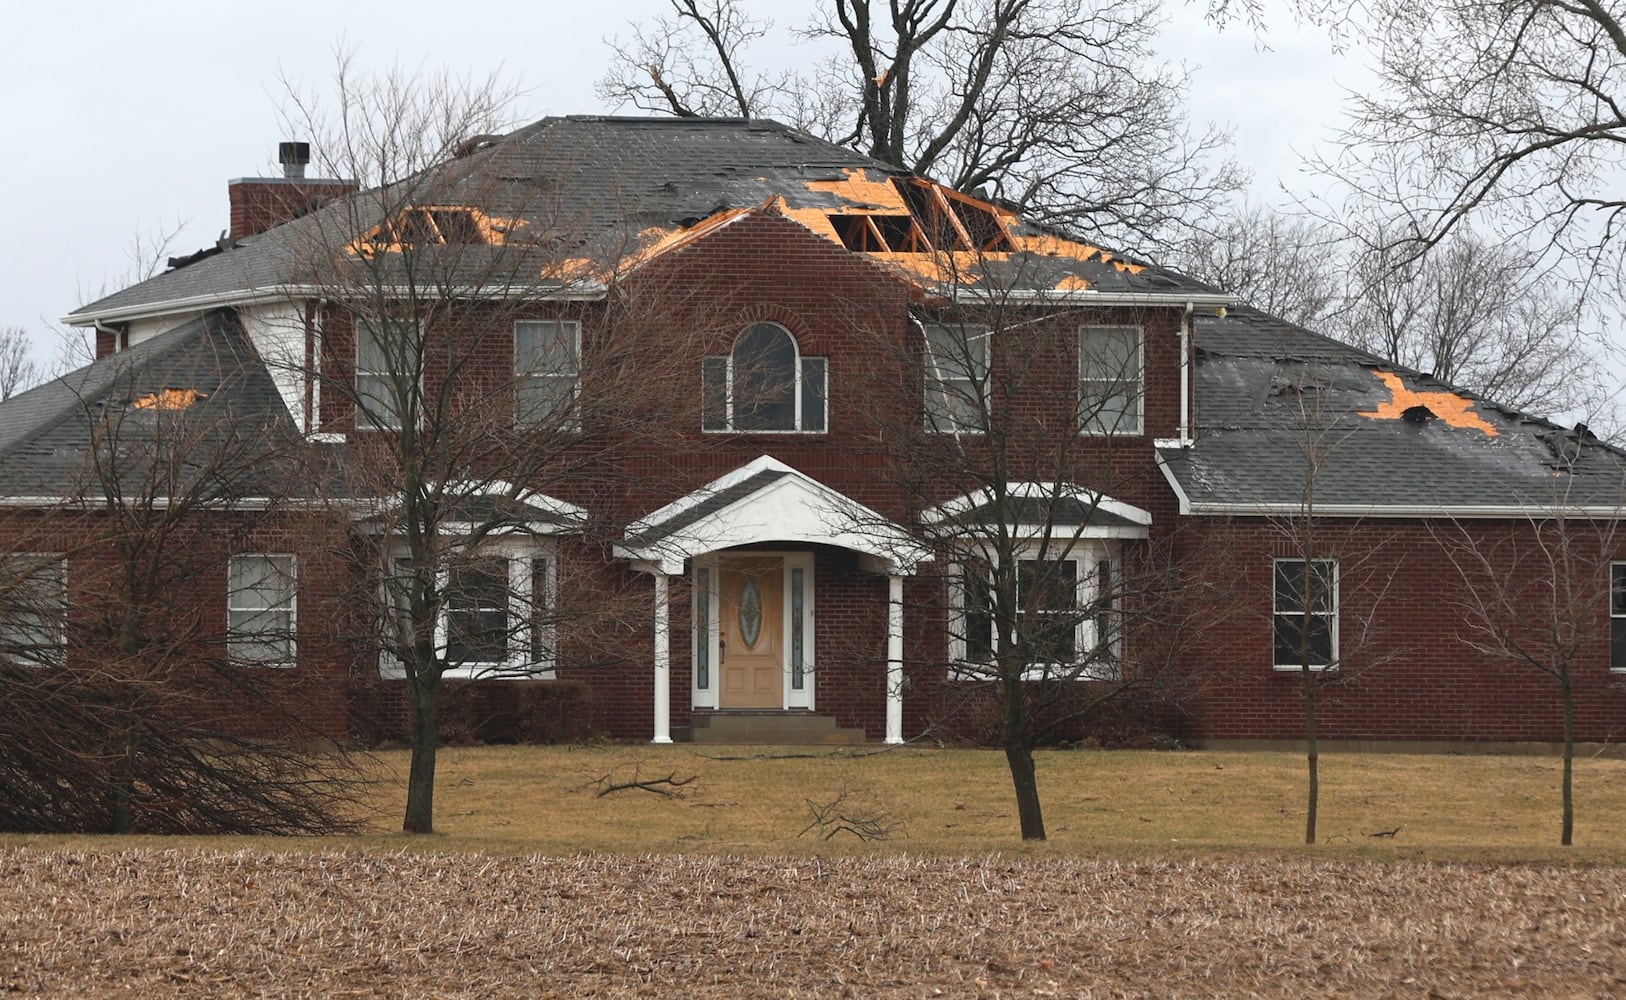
[{"x1": 676, "y1": 710, "x2": 868, "y2": 745}]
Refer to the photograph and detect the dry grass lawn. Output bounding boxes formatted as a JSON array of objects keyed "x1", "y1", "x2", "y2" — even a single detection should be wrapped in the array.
[
  {"x1": 357, "y1": 744, "x2": 1626, "y2": 861},
  {"x1": 6, "y1": 746, "x2": 1626, "y2": 996}
]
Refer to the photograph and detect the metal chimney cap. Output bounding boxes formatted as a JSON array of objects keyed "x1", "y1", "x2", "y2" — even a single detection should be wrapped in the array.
[{"x1": 278, "y1": 141, "x2": 311, "y2": 179}]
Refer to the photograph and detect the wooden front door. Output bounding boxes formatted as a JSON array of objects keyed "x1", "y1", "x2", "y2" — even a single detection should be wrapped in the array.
[{"x1": 719, "y1": 556, "x2": 783, "y2": 708}]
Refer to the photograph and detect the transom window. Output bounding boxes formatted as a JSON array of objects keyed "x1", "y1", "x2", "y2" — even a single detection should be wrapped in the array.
[
  {"x1": 1079, "y1": 325, "x2": 1143, "y2": 436},
  {"x1": 923, "y1": 323, "x2": 988, "y2": 434},
  {"x1": 383, "y1": 549, "x2": 556, "y2": 679},
  {"x1": 0, "y1": 555, "x2": 67, "y2": 666},
  {"x1": 702, "y1": 323, "x2": 827, "y2": 432},
  {"x1": 952, "y1": 546, "x2": 1119, "y2": 680},
  {"x1": 355, "y1": 318, "x2": 421, "y2": 430},
  {"x1": 1273, "y1": 558, "x2": 1338, "y2": 670},
  {"x1": 515, "y1": 320, "x2": 580, "y2": 428},
  {"x1": 227, "y1": 554, "x2": 296, "y2": 666}
]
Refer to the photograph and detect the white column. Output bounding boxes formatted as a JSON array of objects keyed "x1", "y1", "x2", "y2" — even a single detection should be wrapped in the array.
[
  {"x1": 652, "y1": 572, "x2": 673, "y2": 744},
  {"x1": 885, "y1": 574, "x2": 904, "y2": 745}
]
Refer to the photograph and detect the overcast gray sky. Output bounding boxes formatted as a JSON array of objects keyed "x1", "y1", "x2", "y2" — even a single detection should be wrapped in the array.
[{"x1": 0, "y1": 0, "x2": 1360, "y2": 368}]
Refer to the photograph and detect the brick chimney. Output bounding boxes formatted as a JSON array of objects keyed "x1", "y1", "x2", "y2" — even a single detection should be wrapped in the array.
[{"x1": 227, "y1": 142, "x2": 356, "y2": 239}]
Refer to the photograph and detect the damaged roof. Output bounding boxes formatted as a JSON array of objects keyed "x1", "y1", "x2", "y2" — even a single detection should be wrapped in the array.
[
  {"x1": 0, "y1": 310, "x2": 306, "y2": 500},
  {"x1": 70, "y1": 117, "x2": 1218, "y2": 323},
  {"x1": 1158, "y1": 306, "x2": 1626, "y2": 513}
]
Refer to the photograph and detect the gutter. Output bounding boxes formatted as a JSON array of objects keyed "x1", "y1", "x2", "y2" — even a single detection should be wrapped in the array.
[{"x1": 63, "y1": 281, "x2": 610, "y2": 327}]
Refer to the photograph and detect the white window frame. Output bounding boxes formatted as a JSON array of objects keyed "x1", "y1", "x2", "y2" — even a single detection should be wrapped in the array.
[
  {"x1": 355, "y1": 317, "x2": 421, "y2": 430},
  {"x1": 948, "y1": 542, "x2": 1119, "y2": 681},
  {"x1": 1079, "y1": 324, "x2": 1144, "y2": 436},
  {"x1": 1610, "y1": 562, "x2": 1626, "y2": 673},
  {"x1": 227, "y1": 553, "x2": 297, "y2": 667},
  {"x1": 514, "y1": 319, "x2": 581, "y2": 429},
  {"x1": 690, "y1": 552, "x2": 816, "y2": 710},
  {"x1": 702, "y1": 322, "x2": 828, "y2": 434},
  {"x1": 923, "y1": 322, "x2": 988, "y2": 434},
  {"x1": 381, "y1": 541, "x2": 557, "y2": 680},
  {"x1": 1272, "y1": 557, "x2": 1339, "y2": 671},
  {"x1": 0, "y1": 554, "x2": 67, "y2": 667}
]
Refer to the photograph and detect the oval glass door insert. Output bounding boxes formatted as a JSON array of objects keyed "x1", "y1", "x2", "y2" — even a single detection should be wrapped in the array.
[{"x1": 738, "y1": 578, "x2": 763, "y2": 648}]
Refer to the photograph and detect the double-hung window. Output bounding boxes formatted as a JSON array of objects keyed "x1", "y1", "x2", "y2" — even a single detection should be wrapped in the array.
[
  {"x1": 227, "y1": 554, "x2": 296, "y2": 665},
  {"x1": 1079, "y1": 325, "x2": 1142, "y2": 435},
  {"x1": 953, "y1": 547, "x2": 1119, "y2": 680},
  {"x1": 383, "y1": 549, "x2": 556, "y2": 679},
  {"x1": 515, "y1": 320, "x2": 580, "y2": 428},
  {"x1": 1611, "y1": 564, "x2": 1626, "y2": 672},
  {"x1": 1273, "y1": 558, "x2": 1338, "y2": 670},
  {"x1": 355, "y1": 318, "x2": 420, "y2": 430},
  {"x1": 702, "y1": 322, "x2": 827, "y2": 432},
  {"x1": 0, "y1": 556, "x2": 67, "y2": 666},
  {"x1": 923, "y1": 323, "x2": 988, "y2": 433}
]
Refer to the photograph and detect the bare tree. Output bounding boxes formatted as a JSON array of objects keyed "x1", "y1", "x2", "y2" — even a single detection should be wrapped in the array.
[
  {"x1": 0, "y1": 326, "x2": 40, "y2": 400},
  {"x1": 1439, "y1": 493, "x2": 1625, "y2": 847},
  {"x1": 278, "y1": 58, "x2": 699, "y2": 834},
  {"x1": 1332, "y1": 230, "x2": 1610, "y2": 423},
  {"x1": 1169, "y1": 204, "x2": 1616, "y2": 429},
  {"x1": 847, "y1": 276, "x2": 1233, "y2": 841},
  {"x1": 600, "y1": 0, "x2": 1242, "y2": 253},
  {"x1": 1266, "y1": 371, "x2": 1396, "y2": 845},
  {"x1": 0, "y1": 317, "x2": 362, "y2": 834},
  {"x1": 1275, "y1": 0, "x2": 1626, "y2": 287},
  {"x1": 1164, "y1": 203, "x2": 1345, "y2": 328}
]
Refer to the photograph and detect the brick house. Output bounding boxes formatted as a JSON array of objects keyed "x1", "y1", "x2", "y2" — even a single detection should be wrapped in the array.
[{"x1": 5, "y1": 116, "x2": 1623, "y2": 748}]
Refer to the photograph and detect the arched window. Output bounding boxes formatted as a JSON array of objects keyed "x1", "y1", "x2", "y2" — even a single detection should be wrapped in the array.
[{"x1": 701, "y1": 323, "x2": 827, "y2": 432}]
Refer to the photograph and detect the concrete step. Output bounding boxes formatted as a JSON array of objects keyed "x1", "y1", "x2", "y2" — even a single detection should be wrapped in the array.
[{"x1": 678, "y1": 711, "x2": 867, "y2": 745}]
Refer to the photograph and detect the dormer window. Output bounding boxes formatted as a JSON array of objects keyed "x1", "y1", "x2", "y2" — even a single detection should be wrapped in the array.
[{"x1": 701, "y1": 323, "x2": 827, "y2": 433}]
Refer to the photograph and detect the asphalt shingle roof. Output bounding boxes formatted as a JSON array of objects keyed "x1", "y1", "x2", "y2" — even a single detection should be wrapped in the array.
[
  {"x1": 72, "y1": 117, "x2": 1214, "y2": 321},
  {"x1": 0, "y1": 310, "x2": 303, "y2": 499},
  {"x1": 1159, "y1": 306, "x2": 1626, "y2": 511}
]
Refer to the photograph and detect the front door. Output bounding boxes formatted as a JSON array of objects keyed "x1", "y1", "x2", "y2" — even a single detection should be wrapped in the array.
[{"x1": 719, "y1": 555, "x2": 784, "y2": 708}]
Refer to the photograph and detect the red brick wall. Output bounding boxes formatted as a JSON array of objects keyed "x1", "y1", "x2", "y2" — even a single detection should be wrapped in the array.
[{"x1": 1175, "y1": 517, "x2": 1626, "y2": 743}]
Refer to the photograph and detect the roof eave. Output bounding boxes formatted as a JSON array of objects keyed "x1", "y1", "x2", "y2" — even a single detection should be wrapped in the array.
[
  {"x1": 64, "y1": 281, "x2": 610, "y2": 327},
  {"x1": 1181, "y1": 501, "x2": 1626, "y2": 519}
]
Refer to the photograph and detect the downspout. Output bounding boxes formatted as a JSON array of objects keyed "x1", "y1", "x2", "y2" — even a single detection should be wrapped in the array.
[
  {"x1": 1179, "y1": 301, "x2": 1193, "y2": 445},
  {"x1": 93, "y1": 318, "x2": 124, "y2": 355}
]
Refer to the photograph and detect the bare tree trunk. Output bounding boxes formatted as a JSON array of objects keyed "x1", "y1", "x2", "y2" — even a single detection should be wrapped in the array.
[
  {"x1": 109, "y1": 741, "x2": 136, "y2": 835},
  {"x1": 1001, "y1": 677, "x2": 1046, "y2": 841},
  {"x1": 1561, "y1": 675, "x2": 1574, "y2": 847},
  {"x1": 1303, "y1": 678, "x2": 1319, "y2": 846},
  {"x1": 403, "y1": 675, "x2": 442, "y2": 834}
]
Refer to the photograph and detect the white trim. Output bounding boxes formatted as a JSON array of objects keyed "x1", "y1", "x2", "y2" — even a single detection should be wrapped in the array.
[
  {"x1": 1078, "y1": 323, "x2": 1144, "y2": 437},
  {"x1": 226, "y1": 552, "x2": 297, "y2": 668},
  {"x1": 694, "y1": 551, "x2": 817, "y2": 711},
  {"x1": 1610, "y1": 562, "x2": 1626, "y2": 674},
  {"x1": 514, "y1": 319, "x2": 582, "y2": 429},
  {"x1": 701, "y1": 322, "x2": 827, "y2": 435},
  {"x1": 617, "y1": 455, "x2": 930, "y2": 576},
  {"x1": 379, "y1": 538, "x2": 559, "y2": 681},
  {"x1": 0, "y1": 553, "x2": 68, "y2": 667},
  {"x1": 923, "y1": 481, "x2": 1152, "y2": 533},
  {"x1": 1154, "y1": 450, "x2": 1194, "y2": 516},
  {"x1": 64, "y1": 282, "x2": 609, "y2": 327},
  {"x1": 947, "y1": 542, "x2": 1121, "y2": 682},
  {"x1": 652, "y1": 572, "x2": 673, "y2": 743},
  {"x1": 922, "y1": 321, "x2": 989, "y2": 435},
  {"x1": 885, "y1": 574, "x2": 904, "y2": 744},
  {"x1": 1185, "y1": 501, "x2": 1626, "y2": 519},
  {"x1": 1272, "y1": 557, "x2": 1339, "y2": 672}
]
